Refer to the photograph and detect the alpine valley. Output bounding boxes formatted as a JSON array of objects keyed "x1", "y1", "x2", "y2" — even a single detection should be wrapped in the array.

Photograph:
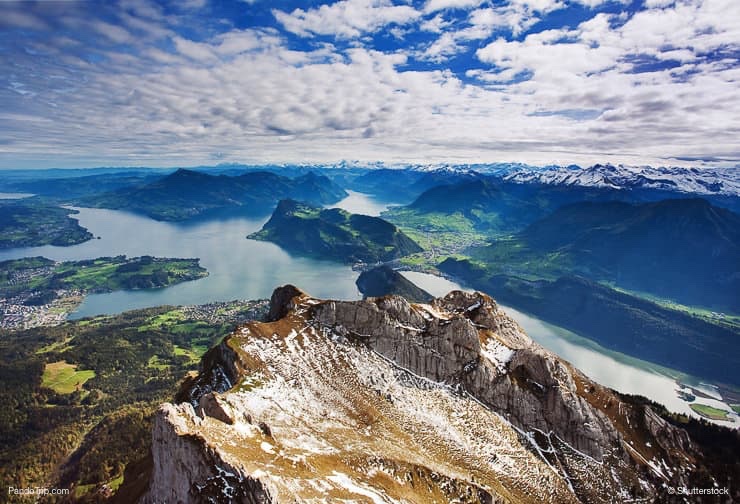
[{"x1": 1, "y1": 162, "x2": 739, "y2": 504}]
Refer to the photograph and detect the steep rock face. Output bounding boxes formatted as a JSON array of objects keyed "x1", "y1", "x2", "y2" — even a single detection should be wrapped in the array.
[
  {"x1": 144, "y1": 285, "x2": 705, "y2": 503},
  {"x1": 145, "y1": 402, "x2": 272, "y2": 504},
  {"x1": 313, "y1": 295, "x2": 481, "y2": 383},
  {"x1": 314, "y1": 291, "x2": 618, "y2": 459}
]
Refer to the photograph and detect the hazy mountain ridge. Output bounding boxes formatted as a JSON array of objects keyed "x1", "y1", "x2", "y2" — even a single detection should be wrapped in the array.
[
  {"x1": 144, "y1": 286, "x2": 737, "y2": 503},
  {"x1": 345, "y1": 167, "x2": 482, "y2": 203},
  {"x1": 386, "y1": 169, "x2": 740, "y2": 237},
  {"x1": 5, "y1": 172, "x2": 162, "y2": 199},
  {"x1": 80, "y1": 169, "x2": 348, "y2": 221},
  {"x1": 341, "y1": 164, "x2": 740, "y2": 218},
  {"x1": 4, "y1": 162, "x2": 737, "y2": 209}
]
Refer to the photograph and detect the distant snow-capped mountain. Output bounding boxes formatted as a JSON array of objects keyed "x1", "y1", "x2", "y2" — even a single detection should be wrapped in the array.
[
  {"x1": 502, "y1": 164, "x2": 740, "y2": 197},
  {"x1": 307, "y1": 160, "x2": 740, "y2": 198}
]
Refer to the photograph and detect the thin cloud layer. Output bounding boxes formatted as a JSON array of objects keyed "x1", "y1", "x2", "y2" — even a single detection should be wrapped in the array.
[{"x1": 0, "y1": 0, "x2": 738, "y2": 168}]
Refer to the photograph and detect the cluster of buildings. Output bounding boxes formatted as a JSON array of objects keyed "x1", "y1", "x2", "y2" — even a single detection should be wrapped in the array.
[
  {"x1": 0, "y1": 290, "x2": 82, "y2": 331},
  {"x1": 179, "y1": 299, "x2": 270, "y2": 325}
]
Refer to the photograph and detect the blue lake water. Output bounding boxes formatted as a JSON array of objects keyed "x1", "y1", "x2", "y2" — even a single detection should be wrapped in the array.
[
  {"x1": 0, "y1": 207, "x2": 362, "y2": 314},
  {"x1": 0, "y1": 192, "x2": 736, "y2": 425},
  {"x1": 326, "y1": 190, "x2": 393, "y2": 216}
]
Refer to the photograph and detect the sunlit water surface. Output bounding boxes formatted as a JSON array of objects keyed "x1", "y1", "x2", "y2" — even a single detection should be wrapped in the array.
[{"x1": 0, "y1": 192, "x2": 735, "y2": 425}]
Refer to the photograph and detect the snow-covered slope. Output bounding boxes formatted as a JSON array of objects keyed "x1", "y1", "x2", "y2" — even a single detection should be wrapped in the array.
[
  {"x1": 503, "y1": 164, "x2": 740, "y2": 196},
  {"x1": 143, "y1": 286, "x2": 713, "y2": 503}
]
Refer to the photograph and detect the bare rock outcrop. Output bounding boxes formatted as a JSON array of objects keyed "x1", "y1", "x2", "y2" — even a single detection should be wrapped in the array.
[
  {"x1": 144, "y1": 403, "x2": 272, "y2": 504},
  {"x1": 313, "y1": 290, "x2": 620, "y2": 460},
  {"x1": 144, "y1": 285, "x2": 710, "y2": 503}
]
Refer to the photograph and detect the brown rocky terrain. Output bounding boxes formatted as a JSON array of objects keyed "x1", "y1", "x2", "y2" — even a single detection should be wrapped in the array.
[{"x1": 142, "y1": 285, "x2": 734, "y2": 503}]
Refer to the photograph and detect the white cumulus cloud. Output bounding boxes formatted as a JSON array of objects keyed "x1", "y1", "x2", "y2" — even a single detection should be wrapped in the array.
[{"x1": 273, "y1": 0, "x2": 421, "y2": 38}]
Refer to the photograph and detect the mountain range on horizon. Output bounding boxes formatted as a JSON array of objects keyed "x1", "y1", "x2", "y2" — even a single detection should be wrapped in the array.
[
  {"x1": 78, "y1": 169, "x2": 348, "y2": 221},
  {"x1": 3, "y1": 162, "x2": 739, "y2": 197}
]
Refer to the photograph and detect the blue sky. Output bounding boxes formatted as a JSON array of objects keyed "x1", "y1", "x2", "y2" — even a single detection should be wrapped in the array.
[{"x1": 0, "y1": 0, "x2": 738, "y2": 169}]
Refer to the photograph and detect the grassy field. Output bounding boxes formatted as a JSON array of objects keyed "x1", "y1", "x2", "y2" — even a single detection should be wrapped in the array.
[
  {"x1": 41, "y1": 361, "x2": 96, "y2": 394},
  {"x1": 146, "y1": 355, "x2": 169, "y2": 371},
  {"x1": 606, "y1": 284, "x2": 740, "y2": 330},
  {"x1": 35, "y1": 336, "x2": 75, "y2": 354},
  {"x1": 381, "y1": 208, "x2": 488, "y2": 256},
  {"x1": 42, "y1": 256, "x2": 208, "y2": 292},
  {"x1": 137, "y1": 309, "x2": 187, "y2": 331},
  {"x1": 173, "y1": 345, "x2": 201, "y2": 364},
  {"x1": 690, "y1": 404, "x2": 730, "y2": 421},
  {"x1": 731, "y1": 404, "x2": 740, "y2": 414}
]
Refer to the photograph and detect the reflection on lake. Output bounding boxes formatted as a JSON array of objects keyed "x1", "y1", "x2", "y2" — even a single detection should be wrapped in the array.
[
  {"x1": 400, "y1": 271, "x2": 740, "y2": 426},
  {"x1": 327, "y1": 190, "x2": 394, "y2": 216},
  {"x1": 0, "y1": 192, "x2": 34, "y2": 199}
]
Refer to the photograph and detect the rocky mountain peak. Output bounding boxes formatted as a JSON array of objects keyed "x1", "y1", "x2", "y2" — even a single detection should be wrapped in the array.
[
  {"x1": 143, "y1": 287, "x2": 718, "y2": 503},
  {"x1": 265, "y1": 284, "x2": 307, "y2": 322}
]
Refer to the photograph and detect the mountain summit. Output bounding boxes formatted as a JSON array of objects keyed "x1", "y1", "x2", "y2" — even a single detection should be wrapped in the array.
[{"x1": 142, "y1": 286, "x2": 733, "y2": 503}]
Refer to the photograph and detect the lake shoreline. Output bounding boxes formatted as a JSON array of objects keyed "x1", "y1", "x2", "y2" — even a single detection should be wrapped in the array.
[{"x1": 1, "y1": 199, "x2": 736, "y2": 428}]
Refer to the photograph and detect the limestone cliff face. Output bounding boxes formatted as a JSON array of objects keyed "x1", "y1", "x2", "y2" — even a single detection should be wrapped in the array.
[
  {"x1": 145, "y1": 403, "x2": 272, "y2": 504},
  {"x1": 143, "y1": 286, "x2": 703, "y2": 503}
]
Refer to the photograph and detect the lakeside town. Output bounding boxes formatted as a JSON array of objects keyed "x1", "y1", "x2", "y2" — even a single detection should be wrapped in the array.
[
  {"x1": 1, "y1": 255, "x2": 209, "y2": 330},
  {"x1": 0, "y1": 289, "x2": 84, "y2": 330}
]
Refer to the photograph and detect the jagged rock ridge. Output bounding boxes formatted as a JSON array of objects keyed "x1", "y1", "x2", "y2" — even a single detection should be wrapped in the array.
[{"x1": 144, "y1": 286, "x2": 716, "y2": 503}]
